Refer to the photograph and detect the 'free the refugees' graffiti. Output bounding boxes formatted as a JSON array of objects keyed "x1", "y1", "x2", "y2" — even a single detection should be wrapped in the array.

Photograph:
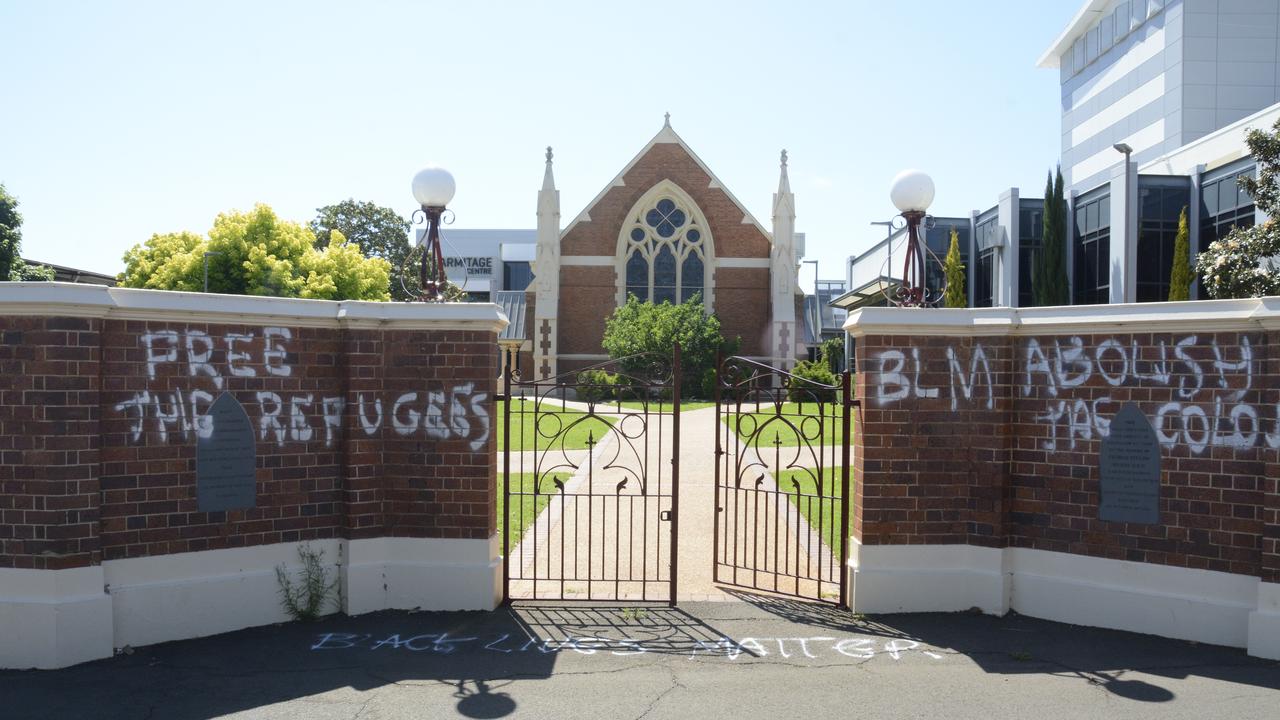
[
  {"x1": 873, "y1": 334, "x2": 1280, "y2": 454},
  {"x1": 111, "y1": 328, "x2": 490, "y2": 450}
]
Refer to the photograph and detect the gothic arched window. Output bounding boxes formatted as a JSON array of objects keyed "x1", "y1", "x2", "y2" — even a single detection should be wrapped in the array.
[{"x1": 623, "y1": 197, "x2": 707, "y2": 304}]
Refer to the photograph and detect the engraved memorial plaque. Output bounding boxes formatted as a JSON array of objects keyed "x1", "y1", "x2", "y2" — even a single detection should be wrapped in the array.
[
  {"x1": 1099, "y1": 402, "x2": 1161, "y2": 524},
  {"x1": 196, "y1": 392, "x2": 257, "y2": 512}
]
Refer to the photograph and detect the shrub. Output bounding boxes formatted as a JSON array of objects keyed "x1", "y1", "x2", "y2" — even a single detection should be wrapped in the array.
[
  {"x1": 576, "y1": 369, "x2": 619, "y2": 403},
  {"x1": 601, "y1": 293, "x2": 739, "y2": 399},
  {"x1": 788, "y1": 358, "x2": 838, "y2": 403}
]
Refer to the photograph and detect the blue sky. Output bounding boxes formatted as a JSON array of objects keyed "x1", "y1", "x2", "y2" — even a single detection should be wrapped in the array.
[{"x1": 0, "y1": 0, "x2": 1078, "y2": 291}]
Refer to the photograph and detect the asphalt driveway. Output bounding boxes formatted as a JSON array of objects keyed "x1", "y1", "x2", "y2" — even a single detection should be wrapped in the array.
[{"x1": 4, "y1": 592, "x2": 1278, "y2": 719}]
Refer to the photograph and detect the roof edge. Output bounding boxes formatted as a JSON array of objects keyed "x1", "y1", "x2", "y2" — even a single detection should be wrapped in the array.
[{"x1": 1037, "y1": 0, "x2": 1110, "y2": 69}]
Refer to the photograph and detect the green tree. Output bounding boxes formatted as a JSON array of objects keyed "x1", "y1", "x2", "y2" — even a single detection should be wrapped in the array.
[
  {"x1": 1198, "y1": 117, "x2": 1280, "y2": 298},
  {"x1": 1168, "y1": 205, "x2": 1193, "y2": 301},
  {"x1": 0, "y1": 183, "x2": 55, "y2": 282},
  {"x1": 819, "y1": 336, "x2": 844, "y2": 373},
  {"x1": 311, "y1": 200, "x2": 409, "y2": 301},
  {"x1": 601, "y1": 294, "x2": 739, "y2": 399},
  {"x1": 119, "y1": 204, "x2": 391, "y2": 301},
  {"x1": 1033, "y1": 167, "x2": 1069, "y2": 306},
  {"x1": 942, "y1": 227, "x2": 967, "y2": 308}
]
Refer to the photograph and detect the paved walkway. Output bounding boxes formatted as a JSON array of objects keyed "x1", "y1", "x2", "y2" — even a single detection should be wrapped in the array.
[{"x1": 7, "y1": 602, "x2": 1277, "y2": 719}]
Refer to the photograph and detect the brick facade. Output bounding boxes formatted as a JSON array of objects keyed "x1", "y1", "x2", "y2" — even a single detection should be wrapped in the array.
[
  {"x1": 534, "y1": 136, "x2": 787, "y2": 374},
  {"x1": 1, "y1": 294, "x2": 501, "y2": 572},
  {"x1": 852, "y1": 312, "x2": 1280, "y2": 584}
]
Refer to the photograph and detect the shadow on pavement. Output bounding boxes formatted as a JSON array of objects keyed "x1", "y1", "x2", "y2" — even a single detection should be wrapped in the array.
[
  {"x1": 721, "y1": 587, "x2": 1280, "y2": 703},
  {"x1": 0, "y1": 603, "x2": 739, "y2": 720}
]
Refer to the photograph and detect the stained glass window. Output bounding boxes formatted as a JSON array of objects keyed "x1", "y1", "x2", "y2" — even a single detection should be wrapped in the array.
[{"x1": 622, "y1": 193, "x2": 709, "y2": 305}]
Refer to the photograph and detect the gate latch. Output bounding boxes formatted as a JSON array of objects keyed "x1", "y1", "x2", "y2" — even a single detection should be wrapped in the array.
[{"x1": 659, "y1": 510, "x2": 673, "y2": 521}]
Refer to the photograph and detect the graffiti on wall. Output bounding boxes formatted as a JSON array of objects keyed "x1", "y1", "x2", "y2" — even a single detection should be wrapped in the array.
[
  {"x1": 112, "y1": 328, "x2": 490, "y2": 450},
  {"x1": 873, "y1": 334, "x2": 1280, "y2": 454}
]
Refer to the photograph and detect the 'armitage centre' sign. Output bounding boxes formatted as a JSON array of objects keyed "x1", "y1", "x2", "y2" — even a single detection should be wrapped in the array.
[{"x1": 444, "y1": 256, "x2": 493, "y2": 277}]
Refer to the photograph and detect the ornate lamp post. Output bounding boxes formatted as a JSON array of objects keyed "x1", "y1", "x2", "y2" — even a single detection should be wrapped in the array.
[
  {"x1": 410, "y1": 165, "x2": 457, "y2": 302},
  {"x1": 889, "y1": 169, "x2": 936, "y2": 307}
]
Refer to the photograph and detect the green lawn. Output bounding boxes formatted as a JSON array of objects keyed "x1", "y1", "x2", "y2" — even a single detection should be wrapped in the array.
[
  {"x1": 498, "y1": 472, "x2": 567, "y2": 552},
  {"x1": 727, "y1": 402, "x2": 848, "y2": 447},
  {"x1": 608, "y1": 399, "x2": 716, "y2": 412},
  {"x1": 775, "y1": 466, "x2": 851, "y2": 558},
  {"x1": 497, "y1": 399, "x2": 617, "y2": 451}
]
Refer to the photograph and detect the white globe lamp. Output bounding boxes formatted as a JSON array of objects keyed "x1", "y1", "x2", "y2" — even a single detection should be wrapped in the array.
[
  {"x1": 889, "y1": 169, "x2": 935, "y2": 213},
  {"x1": 410, "y1": 165, "x2": 457, "y2": 302},
  {"x1": 411, "y1": 165, "x2": 456, "y2": 209}
]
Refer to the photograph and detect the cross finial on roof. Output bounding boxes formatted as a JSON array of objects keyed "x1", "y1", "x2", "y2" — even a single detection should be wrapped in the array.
[
  {"x1": 546, "y1": 146, "x2": 553, "y2": 163},
  {"x1": 780, "y1": 149, "x2": 788, "y2": 168},
  {"x1": 664, "y1": 112, "x2": 671, "y2": 127}
]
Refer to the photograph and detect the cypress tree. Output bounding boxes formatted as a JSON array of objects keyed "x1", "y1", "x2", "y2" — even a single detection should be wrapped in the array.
[
  {"x1": 943, "y1": 227, "x2": 967, "y2": 308},
  {"x1": 1032, "y1": 171, "x2": 1053, "y2": 306},
  {"x1": 1034, "y1": 166, "x2": 1070, "y2": 306},
  {"x1": 1168, "y1": 205, "x2": 1192, "y2": 301},
  {"x1": 1051, "y1": 167, "x2": 1069, "y2": 304}
]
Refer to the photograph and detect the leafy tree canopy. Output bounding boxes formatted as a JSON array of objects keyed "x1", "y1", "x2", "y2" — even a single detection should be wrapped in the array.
[
  {"x1": 1198, "y1": 117, "x2": 1280, "y2": 298},
  {"x1": 119, "y1": 204, "x2": 391, "y2": 301},
  {"x1": 0, "y1": 183, "x2": 55, "y2": 282},
  {"x1": 601, "y1": 294, "x2": 739, "y2": 398}
]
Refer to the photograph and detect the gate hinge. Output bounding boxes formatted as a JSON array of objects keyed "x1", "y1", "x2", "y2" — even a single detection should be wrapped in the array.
[{"x1": 659, "y1": 510, "x2": 672, "y2": 521}]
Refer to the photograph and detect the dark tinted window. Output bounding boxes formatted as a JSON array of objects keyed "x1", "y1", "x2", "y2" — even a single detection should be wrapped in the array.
[{"x1": 502, "y1": 261, "x2": 533, "y2": 292}]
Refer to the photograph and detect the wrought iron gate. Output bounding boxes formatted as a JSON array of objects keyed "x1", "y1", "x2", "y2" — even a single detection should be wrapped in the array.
[
  {"x1": 713, "y1": 357, "x2": 852, "y2": 606},
  {"x1": 502, "y1": 345, "x2": 680, "y2": 604}
]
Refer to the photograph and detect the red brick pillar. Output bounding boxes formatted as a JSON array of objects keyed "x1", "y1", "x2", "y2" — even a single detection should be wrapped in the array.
[
  {"x1": 1249, "y1": 326, "x2": 1280, "y2": 659},
  {"x1": 850, "y1": 324, "x2": 1012, "y2": 614},
  {"x1": 0, "y1": 316, "x2": 102, "y2": 570},
  {"x1": 0, "y1": 313, "x2": 113, "y2": 668}
]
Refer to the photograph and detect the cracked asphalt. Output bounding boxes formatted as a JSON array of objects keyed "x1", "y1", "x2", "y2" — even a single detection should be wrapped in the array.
[{"x1": 3, "y1": 593, "x2": 1278, "y2": 719}]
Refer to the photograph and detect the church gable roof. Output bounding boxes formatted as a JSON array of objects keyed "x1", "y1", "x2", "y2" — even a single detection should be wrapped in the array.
[{"x1": 561, "y1": 118, "x2": 771, "y2": 243}]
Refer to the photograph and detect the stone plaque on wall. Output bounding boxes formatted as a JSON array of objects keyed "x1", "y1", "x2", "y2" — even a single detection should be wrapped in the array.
[
  {"x1": 1099, "y1": 402, "x2": 1161, "y2": 524},
  {"x1": 196, "y1": 392, "x2": 257, "y2": 513}
]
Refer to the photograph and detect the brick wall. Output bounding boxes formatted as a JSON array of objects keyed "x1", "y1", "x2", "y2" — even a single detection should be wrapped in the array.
[
  {"x1": 852, "y1": 311, "x2": 1280, "y2": 583},
  {"x1": 0, "y1": 294, "x2": 501, "y2": 571}
]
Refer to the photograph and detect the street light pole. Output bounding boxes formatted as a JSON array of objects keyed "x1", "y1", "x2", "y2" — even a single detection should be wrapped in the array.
[
  {"x1": 1113, "y1": 143, "x2": 1133, "y2": 303},
  {"x1": 889, "y1": 170, "x2": 937, "y2": 307},
  {"x1": 203, "y1": 251, "x2": 222, "y2": 293},
  {"x1": 411, "y1": 165, "x2": 457, "y2": 302}
]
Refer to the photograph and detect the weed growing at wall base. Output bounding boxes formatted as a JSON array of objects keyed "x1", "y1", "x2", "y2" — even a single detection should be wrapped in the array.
[{"x1": 275, "y1": 543, "x2": 340, "y2": 622}]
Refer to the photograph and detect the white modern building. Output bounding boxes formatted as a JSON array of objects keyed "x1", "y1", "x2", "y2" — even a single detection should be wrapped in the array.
[
  {"x1": 412, "y1": 228, "x2": 536, "y2": 301},
  {"x1": 841, "y1": 0, "x2": 1278, "y2": 311}
]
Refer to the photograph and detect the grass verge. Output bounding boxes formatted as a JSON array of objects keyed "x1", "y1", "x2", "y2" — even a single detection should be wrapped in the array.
[
  {"x1": 498, "y1": 472, "x2": 568, "y2": 552},
  {"x1": 727, "y1": 402, "x2": 848, "y2": 446},
  {"x1": 497, "y1": 399, "x2": 617, "y2": 451},
  {"x1": 775, "y1": 466, "x2": 851, "y2": 558}
]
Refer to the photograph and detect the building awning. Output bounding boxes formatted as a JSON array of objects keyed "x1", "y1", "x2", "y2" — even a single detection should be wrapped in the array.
[
  {"x1": 495, "y1": 290, "x2": 527, "y2": 343},
  {"x1": 830, "y1": 276, "x2": 899, "y2": 311}
]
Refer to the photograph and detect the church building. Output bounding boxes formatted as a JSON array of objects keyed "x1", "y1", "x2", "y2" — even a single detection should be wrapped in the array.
[{"x1": 525, "y1": 116, "x2": 805, "y2": 380}]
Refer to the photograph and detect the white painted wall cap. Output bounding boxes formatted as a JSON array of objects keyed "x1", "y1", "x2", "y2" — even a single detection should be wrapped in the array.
[
  {"x1": 0, "y1": 282, "x2": 509, "y2": 332},
  {"x1": 844, "y1": 297, "x2": 1280, "y2": 337}
]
